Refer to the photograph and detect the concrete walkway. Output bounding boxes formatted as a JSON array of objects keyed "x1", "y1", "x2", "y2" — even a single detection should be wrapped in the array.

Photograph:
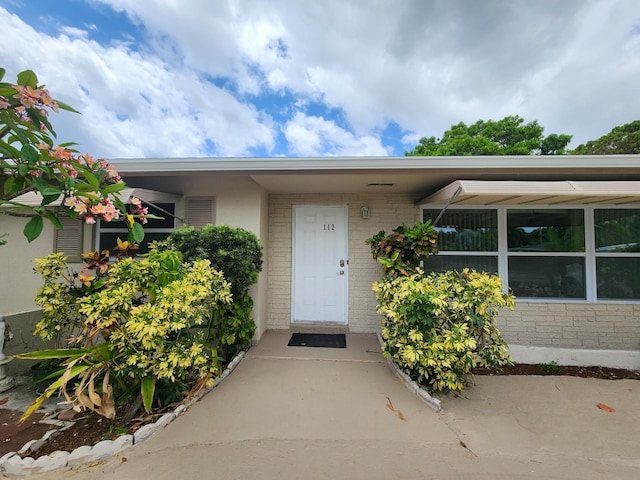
[{"x1": 5, "y1": 332, "x2": 640, "y2": 479}]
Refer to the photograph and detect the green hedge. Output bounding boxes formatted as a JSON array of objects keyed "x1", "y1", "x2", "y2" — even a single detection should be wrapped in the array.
[{"x1": 160, "y1": 224, "x2": 263, "y2": 361}]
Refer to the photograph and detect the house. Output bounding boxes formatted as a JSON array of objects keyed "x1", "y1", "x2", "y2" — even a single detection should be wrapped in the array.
[{"x1": 2, "y1": 155, "x2": 640, "y2": 369}]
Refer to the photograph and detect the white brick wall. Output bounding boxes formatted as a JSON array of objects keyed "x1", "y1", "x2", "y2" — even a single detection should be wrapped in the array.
[
  {"x1": 497, "y1": 302, "x2": 640, "y2": 350},
  {"x1": 266, "y1": 194, "x2": 640, "y2": 351},
  {"x1": 266, "y1": 193, "x2": 418, "y2": 332}
]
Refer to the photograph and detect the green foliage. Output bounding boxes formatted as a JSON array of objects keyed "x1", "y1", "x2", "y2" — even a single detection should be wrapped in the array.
[
  {"x1": 406, "y1": 116, "x2": 572, "y2": 156},
  {"x1": 159, "y1": 224, "x2": 263, "y2": 360},
  {"x1": 536, "y1": 361, "x2": 562, "y2": 374},
  {"x1": 366, "y1": 221, "x2": 439, "y2": 277},
  {"x1": 161, "y1": 224, "x2": 263, "y2": 297},
  {"x1": 19, "y1": 250, "x2": 232, "y2": 420},
  {"x1": 374, "y1": 269, "x2": 515, "y2": 392},
  {"x1": 570, "y1": 120, "x2": 640, "y2": 155},
  {"x1": 1, "y1": 67, "x2": 146, "y2": 244}
]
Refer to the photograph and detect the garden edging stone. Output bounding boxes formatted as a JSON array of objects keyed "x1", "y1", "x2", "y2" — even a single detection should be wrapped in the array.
[
  {"x1": 376, "y1": 333, "x2": 442, "y2": 413},
  {"x1": 0, "y1": 351, "x2": 246, "y2": 477}
]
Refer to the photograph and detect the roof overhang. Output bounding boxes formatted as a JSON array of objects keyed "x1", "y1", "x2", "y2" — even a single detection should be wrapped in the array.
[
  {"x1": 418, "y1": 180, "x2": 640, "y2": 206},
  {"x1": 6, "y1": 187, "x2": 179, "y2": 208},
  {"x1": 110, "y1": 155, "x2": 640, "y2": 200}
]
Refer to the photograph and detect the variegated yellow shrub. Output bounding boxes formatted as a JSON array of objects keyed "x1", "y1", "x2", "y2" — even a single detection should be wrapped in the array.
[
  {"x1": 374, "y1": 268, "x2": 515, "y2": 393},
  {"x1": 21, "y1": 249, "x2": 232, "y2": 420}
]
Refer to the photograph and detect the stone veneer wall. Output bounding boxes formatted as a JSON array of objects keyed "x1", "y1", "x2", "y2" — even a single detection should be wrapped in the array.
[
  {"x1": 497, "y1": 302, "x2": 640, "y2": 350},
  {"x1": 267, "y1": 193, "x2": 418, "y2": 333}
]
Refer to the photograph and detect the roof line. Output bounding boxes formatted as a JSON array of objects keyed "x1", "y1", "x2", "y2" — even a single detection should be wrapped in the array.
[{"x1": 111, "y1": 155, "x2": 640, "y2": 173}]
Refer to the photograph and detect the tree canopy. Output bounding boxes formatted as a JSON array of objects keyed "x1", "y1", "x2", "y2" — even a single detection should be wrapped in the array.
[
  {"x1": 570, "y1": 120, "x2": 640, "y2": 155},
  {"x1": 406, "y1": 115, "x2": 572, "y2": 156}
]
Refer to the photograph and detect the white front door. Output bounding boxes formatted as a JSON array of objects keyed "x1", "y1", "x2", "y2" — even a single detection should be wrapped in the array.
[{"x1": 292, "y1": 205, "x2": 348, "y2": 324}]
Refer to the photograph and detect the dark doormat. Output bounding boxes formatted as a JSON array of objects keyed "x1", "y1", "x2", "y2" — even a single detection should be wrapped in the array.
[{"x1": 288, "y1": 333, "x2": 347, "y2": 348}]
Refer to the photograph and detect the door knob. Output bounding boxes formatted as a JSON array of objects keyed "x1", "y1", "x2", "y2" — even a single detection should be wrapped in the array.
[{"x1": 339, "y1": 259, "x2": 345, "y2": 267}]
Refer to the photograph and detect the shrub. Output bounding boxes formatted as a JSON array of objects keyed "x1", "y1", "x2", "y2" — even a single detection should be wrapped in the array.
[
  {"x1": 20, "y1": 250, "x2": 232, "y2": 420},
  {"x1": 160, "y1": 224, "x2": 263, "y2": 360},
  {"x1": 365, "y1": 221, "x2": 438, "y2": 277},
  {"x1": 374, "y1": 268, "x2": 514, "y2": 392}
]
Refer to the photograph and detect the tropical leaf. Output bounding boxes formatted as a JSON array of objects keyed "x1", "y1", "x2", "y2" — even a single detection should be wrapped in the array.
[
  {"x1": 141, "y1": 375, "x2": 156, "y2": 413},
  {"x1": 23, "y1": 215, "x2": 43, "y2": 242},
  {"x1": 16, "y1": 69, "x2": 38, "y2": 88}
]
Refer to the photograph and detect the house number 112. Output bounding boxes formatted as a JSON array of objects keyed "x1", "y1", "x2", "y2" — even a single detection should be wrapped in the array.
[{"x1": 324, "y1": 223, "x2": 335, "y2": 231}]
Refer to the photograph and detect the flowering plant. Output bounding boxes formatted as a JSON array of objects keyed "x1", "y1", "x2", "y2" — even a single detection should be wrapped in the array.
[
  {"x1": 20, "y1": 249, "x2": 233, "y2": 420},
  {"x1": 0, "y1": 67, "x2": 146, "y2": 243}
]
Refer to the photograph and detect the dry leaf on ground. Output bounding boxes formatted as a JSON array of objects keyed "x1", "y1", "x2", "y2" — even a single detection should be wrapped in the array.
[{"x1": 596, "y1": 403, "x2": 616, "y2": 412}]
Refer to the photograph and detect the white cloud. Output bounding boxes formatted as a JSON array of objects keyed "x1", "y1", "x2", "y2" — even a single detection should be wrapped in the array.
[
  {"x1": 2, "y1": 0, "x2": 640, "y2": 157},
  {"x1": 0, "y1": 7, "x2": 275, "y2": 158},
  {"x1": 284, "y1": 112, "x2": 390, "y2": 156}
]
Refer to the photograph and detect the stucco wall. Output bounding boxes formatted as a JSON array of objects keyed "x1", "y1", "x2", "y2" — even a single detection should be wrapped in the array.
[
  {"x1": 498, "y1": 302, "x2": 640, "y2": 351},
  {"x1": 0, "y1": 215, "x2": 91, "y2": 315},
  {"x1": 266, "y1": 193, "x2": 419, "y2": 333}
]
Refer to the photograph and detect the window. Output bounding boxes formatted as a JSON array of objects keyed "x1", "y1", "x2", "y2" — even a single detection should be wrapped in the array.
[
  {"x1": 507, "y1": 209, "x2": 585, "y2": 299},
  {"x1": 594, "y1": 209, "x2": 640, "y2": 300},
  {"x1": 423, "y1": 209, "x2": 498, "y2": 273},
  {"x1": 97, "y1": 202, "x2": 176, "y2": 255},
  {"x1": 421, "y1": 205, "x2": 640, "y2": 301}
]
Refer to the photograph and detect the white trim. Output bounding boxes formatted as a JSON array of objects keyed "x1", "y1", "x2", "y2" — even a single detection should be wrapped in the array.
[
  {"x1": 111, "y1": 155, "x2": 640, "y2": 174},
  {"x1": 508, "y1": 344, "x2": 640, "y2": 370}
]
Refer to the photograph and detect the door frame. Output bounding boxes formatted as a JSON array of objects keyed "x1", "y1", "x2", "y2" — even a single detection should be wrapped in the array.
[{"x1": 291, "y1": 204, "x2": 349, "y2": 325}]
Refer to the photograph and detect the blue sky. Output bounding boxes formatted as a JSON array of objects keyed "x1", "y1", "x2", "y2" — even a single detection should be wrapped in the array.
[{"x1": 1, "y1": 0, "x2": 639, "y2": 159}]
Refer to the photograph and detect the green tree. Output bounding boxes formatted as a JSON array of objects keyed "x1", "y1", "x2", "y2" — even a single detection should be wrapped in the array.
[
  {"x1": 570, "y1": 120, "x2": 640, "y2": 155},
  {"x1": 406, "y1": 115, "x2": 572, "y2": 156}
]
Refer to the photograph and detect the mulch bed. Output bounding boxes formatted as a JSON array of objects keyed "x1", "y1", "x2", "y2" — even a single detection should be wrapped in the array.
[
  {"x1": 0, "y1": 410, "x2": 52, "y2": 457},
  {"x1": 472, "y1": 363, "x2": 640, "y2": 380}
]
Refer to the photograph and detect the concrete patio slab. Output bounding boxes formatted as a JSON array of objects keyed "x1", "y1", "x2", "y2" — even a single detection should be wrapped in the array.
[{"x1": 4, "y1": 331, "x2": 639, "y2": 480}]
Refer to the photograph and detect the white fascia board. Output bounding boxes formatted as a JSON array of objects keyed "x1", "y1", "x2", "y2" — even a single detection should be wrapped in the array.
[{"x1": 110, "y1": 155, "x2": 640, "y2": 174}]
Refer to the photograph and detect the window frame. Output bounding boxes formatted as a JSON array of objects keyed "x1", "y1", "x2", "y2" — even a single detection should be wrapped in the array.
[
  {"x1": 421, "y1": 204, "x2": 640, "y2": 303},
  {"x1": 422, "y1": 207, "x2": 499, "y2": 274},
  {"x1": 94, "y1": 201, "x2": 178, "y2": 255}
]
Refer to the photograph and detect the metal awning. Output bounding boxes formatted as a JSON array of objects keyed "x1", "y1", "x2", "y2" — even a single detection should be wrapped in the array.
[
  {"x1": 418, "y1": 180, "x2": 640, "y2": 206},
  {"x1": 6, "y1": 187, "x2": 179, "y2": 207}
]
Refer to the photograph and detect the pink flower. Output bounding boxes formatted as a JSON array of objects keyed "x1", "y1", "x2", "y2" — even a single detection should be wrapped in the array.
[
  {"x1": 98, "y1": 160, "x2": 121, "y2": 182},
  {"x1": 12, "y1": 85, "x2": 39, "y2": 108},
  {"x1": 51, "y1": 146, "x2": 74, "y2": 161},
  {"x1": 60, "y1": 161, "x2": 78, "y2": 178},
  {"x1": 90, "y1": 200, "x2": 120, "y2": 222},
  {"x1": 28, "y1": 169, "x2": 41, "y2": 178},
  {"x1": 90, "y1": 203, "x2": 107, "y2": 216},
  {"x1": 80, "y1": 153, "x2": 95, "y2": 166},
  {"x1": 0, "y1": 97, "x2": 9, "y2": 109},
  {"x1": 38, "y1": 89, "x2": 59, "y2": 113},
  {"x1": 85, "y1": 216, "x2": 96, "y2": 225},
  {"x1": 64, "y1": 196, "x2": 88, "y2": 215}
]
